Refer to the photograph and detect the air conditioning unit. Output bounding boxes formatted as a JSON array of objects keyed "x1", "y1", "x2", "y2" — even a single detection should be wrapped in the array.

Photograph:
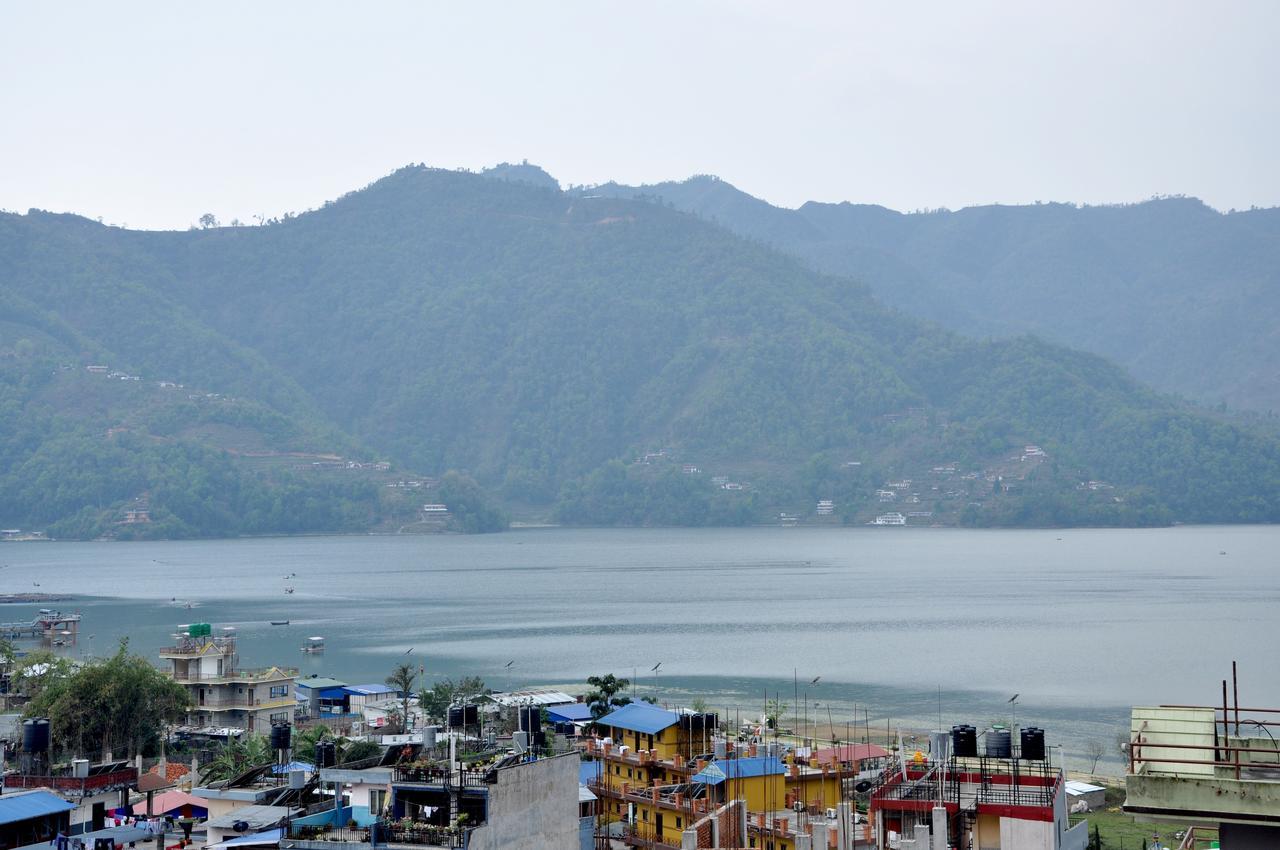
[
  {"x1": 826, "y1": 808, "x2": 838, "y2": 820},
  {"x1": 793, "y1": 801, "x2": 806, "y2": 813}
]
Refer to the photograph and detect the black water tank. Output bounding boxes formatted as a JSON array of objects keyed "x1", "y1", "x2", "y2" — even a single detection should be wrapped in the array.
[
  {"x1": 950, "y1": 725, "x2": 977, "y2": 758},
  {"x1": 23, "y1": 718, "x2": 50, "y2": 752},
  {"x1": 519, "y1": 706, "x2": 541, "y2": 734},
  {"x1": 1020, "y1": 727, "x2": 1046, "y2": 761},
  {"x1": 315, "y1": 740, "x2": 336, "y2": 768},
  {"x1": 464, "y1": 704, "x2": 479, "y2": 726},
  {"x1": 270, "y1": 723, "x2": 292, "y2": 751},
  {"x1": 448, "y1": 706, "x2": 465, "y2": 728}
]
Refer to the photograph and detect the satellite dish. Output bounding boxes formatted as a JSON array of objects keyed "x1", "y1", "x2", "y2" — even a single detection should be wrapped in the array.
[
  {"x1": 854, "y1": 780, "x2": 873, "y2": 794},
  {"x1": 232, "y1": 821, "x2": 249, "y2": 833}
]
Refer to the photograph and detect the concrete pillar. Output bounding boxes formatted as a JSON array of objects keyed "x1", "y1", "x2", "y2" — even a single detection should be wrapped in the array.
[
  {"x1": 812, "y1": 822, "x2": 829, "y2": 848},
  {"x1": 931, "y1": 806, "x2": 948, "y2": 850},
  {"x1": 680, "y1": 828, "x2": 698, "y2": 850},
  {"x1": 836, "y1": 802, "x2": 851, "y2": 848},
  {"x1": 794, "y1": 834, "x2": 813, "y2": 850}
]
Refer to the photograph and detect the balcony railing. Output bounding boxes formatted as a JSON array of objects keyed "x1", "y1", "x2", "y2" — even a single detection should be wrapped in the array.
[
  {"x1": 288, "y1": 820, "x2": 469, "y2": 848},
  {"x1": 5, "y1": 767, "x2": 138, "y2": 796},
  {"x1": 171, "y1": 667, "x2": 299, "y2": 683},
  {"x1": 393, "y1": 766, "x2": 492, "y2": 789}
]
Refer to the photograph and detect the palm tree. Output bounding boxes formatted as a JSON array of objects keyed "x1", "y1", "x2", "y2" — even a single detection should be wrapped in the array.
[
  {"x1": 386, "y1": 663, "x2": 418, "y2": 734},
  {"x1": 201, "y1": 734, "x2": 272, "y2": 783}
]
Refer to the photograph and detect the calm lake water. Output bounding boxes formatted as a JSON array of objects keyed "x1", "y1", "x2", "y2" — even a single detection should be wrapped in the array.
[{"x1": 2, "y1": 525, "x2": 1275, "y2": 772}]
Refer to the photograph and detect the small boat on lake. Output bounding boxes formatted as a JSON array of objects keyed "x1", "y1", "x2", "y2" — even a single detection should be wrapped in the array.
[
  {"x1": 270, "y1": 620, "x2": 289, "y2": 626},
  {"x1": 302, "y1": 635, "x2": 325, "y2": 653}
]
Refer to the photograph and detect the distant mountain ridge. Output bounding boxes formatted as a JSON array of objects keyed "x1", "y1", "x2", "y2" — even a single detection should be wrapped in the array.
[
  {"x1": 2, "y1": 164, "x2": 1279, "y2": 534},
  {"x1": 580, "y1": 176, "x2": 1280, "y2": 413}
]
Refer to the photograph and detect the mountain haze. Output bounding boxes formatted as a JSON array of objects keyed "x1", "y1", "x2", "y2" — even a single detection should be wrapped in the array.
[
  {"x1": 583, "y1": 177, "x2": 1280, "y2": 413},
  {"x1": 3, "y1": 164, "x2": 1280, "y2": 535}
]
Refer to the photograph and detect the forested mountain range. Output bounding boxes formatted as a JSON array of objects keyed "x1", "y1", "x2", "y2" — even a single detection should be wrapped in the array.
[
  {"x1": 2, "y1": 163, "x2": 1279, "y2": 536},
  {"x1": 581, "y1": 175, "x2": 1280, "y2": 413}
]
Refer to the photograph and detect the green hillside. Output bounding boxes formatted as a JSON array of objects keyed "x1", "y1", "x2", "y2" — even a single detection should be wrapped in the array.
[
  {"x1": 3, "y1": 165, "x2": 1280, "y2": 532},
  {"x1": 582, "y1": 176, "x2": 1280, "y2": 414}
]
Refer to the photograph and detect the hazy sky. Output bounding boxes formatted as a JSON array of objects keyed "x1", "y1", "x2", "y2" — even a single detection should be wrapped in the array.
[{"x1": 2, "y1": 1, "x2": 1278, "y2": 230}]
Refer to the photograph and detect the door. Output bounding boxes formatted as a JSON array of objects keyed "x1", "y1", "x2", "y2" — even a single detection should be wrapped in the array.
[{"x1": 655, "y1": 813, "x2": 663, "y2": 838}]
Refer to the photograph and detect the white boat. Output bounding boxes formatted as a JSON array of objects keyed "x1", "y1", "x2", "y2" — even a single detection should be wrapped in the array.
[{"x1": 302, "y1": 635, "x2": 325, "y2": 653}]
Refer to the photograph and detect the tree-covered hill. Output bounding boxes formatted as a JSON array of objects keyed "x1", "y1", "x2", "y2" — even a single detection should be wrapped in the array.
[
  {"x1": 582, "y1": 176, "x2": 1280, "y2": 414},
  {"x1": 3, "y1": 165, "x2": 1280, "y2": 531}
]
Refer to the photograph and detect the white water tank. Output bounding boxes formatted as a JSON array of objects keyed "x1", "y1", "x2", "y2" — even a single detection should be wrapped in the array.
[{"x1": 72, "y1": 758, "x2": 89, "y2": 778}]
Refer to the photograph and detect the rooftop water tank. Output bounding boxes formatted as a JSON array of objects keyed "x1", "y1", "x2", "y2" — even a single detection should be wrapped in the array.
[
  {"x1": 23, "y1": 718, "x2": 50, "y2": 753},
  {"x1": 422, "y1": 726, "x2": 437, "y2": 749},
  {"x1": 1020, "y1": 727, "x2": 1046, "y2": 761},
  {"x1": 985, "y1": 728, "x2": 1012, "y2": 759},
  {"x1": 270, "y1": 723, "x2": 292, "y2": 752},
  {"x1": 950, "y1": 725, "x2": 977, "y2": 758},
  {"x1": 315, "y1": 740, "x2": 336, "y2": 768}
]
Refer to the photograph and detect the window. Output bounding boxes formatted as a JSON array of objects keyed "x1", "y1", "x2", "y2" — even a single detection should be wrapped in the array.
[
  {"x1": 269, "y1": 711, "x2": 288, "y2": 724},
  {"x1": 270, "y1": 685, "x2": 288, "y2": 698},
  {"x1": 370, "y1": 789, "x2": 386, "y2": 815},
  {"x1": 614, "y1": 765, "x2": 621, "y2": 775},
  {"x1": 642, "y1": 810, "x2": 648, "y2": 822},
  {"x1": 626, "y1": 768, "x2": 633, "y2": 779},
  {"x1": 675, "y1": 817, "x2": 681, "y2": 828}
]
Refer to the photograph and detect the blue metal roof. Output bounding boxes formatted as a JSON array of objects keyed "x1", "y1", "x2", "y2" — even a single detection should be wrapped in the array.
[
  {"x1": 344, "y1": 684, "x2": 397, "y2": 696},
  {"x1": 0, "y1": 790, "x2": 74, "y2": 825},
  {"x1": 317, "y1": 687, "x2": 348, "y2": 699},
  {"x1": 548, "y1": 703, "x2": 593, "y2": 723},
  {"x1": 691, "y1": 756, "x2": 785, "y2": 785},
  {"x1": 597, "y1": 702, "x2": 679, "y2": 735}
]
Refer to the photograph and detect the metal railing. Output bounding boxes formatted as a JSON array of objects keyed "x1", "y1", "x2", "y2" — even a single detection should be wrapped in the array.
[
  {"x1": 289, "y1": 821, "x2": 469, "y2": 848},
  {"x1": 392, "y1": 766, "x2": 490, "y2": 788},
  {"x1": 1129, "y1": 705, "x2": 1280, "y2": 780}
]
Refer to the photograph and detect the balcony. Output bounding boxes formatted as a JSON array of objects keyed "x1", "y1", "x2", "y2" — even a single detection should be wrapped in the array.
[
  {"x1": 393, "y1": 766, "x2": 492, "y2": 789},
  {"x1": 195, "y1": 695, "x2": 296, "y2": 711},
  {"x1": 288, "y1": 821, "x2": 469, "y2": 848},
  {"x1": 171, "y1": 667, "x2": 299, "y2": 684}
]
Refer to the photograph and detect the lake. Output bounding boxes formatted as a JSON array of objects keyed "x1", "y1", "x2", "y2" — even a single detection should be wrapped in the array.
[{"x1": 2, "y1": 525, "x2": 1274, "y2": 772}]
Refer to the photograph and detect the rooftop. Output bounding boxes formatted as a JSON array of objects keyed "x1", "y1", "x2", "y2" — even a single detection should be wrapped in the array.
[
  {"x1": 691, "y1": 756, "x2": 786, "y2": 785},
  {"x1": 206, "y1": 804, "x2": 296, "y2": 831},
  {"x1": 0, "y1": 790, "x2": 75, "y2": 826},
  {"x1": 598, "y1": 702, "x2": 680, "y2": 735}
]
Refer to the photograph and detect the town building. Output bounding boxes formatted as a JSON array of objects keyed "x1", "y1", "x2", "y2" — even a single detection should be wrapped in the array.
[
  {"x1": 585, "y1": 703, "x2": 861, "y2": 849},
  {"x1": 1123, "y1": 671, "x2": 1280, "y2": 848},
  {"x1": 869, "y1": 726, "x2": 1088, "y2": 850},
  {"x1": 160, "y1": 624, "x2": 296, "y2": 733}
]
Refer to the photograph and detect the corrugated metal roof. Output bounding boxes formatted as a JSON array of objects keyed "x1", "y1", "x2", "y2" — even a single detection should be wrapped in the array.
[
  {"x1": 488, "y1": 690, "x2": 576, "y2": 708},
  {"x1": 344, "y1": 684, "x2": 397, "y2": 696},
  {"x1": 1065, "y1": 780, "x2": 1106, "y2": 795},
  {"x1": 0, "y1": 790, "x2": 75, "y2": 826},
  {"x1": 295, "y1": 677, "x2": 347, "y2": 691},
  {"x1": 598, "y1": 702, "x2": 679, "y2": 735},
  {"x1": 547, "y1": 703, "x2": 593, "y2": 722},
  {"x1": 205, "y1": 805, "x2": 294, "y2": 830},
  {"x1": 691, "y1": 757, "x2": 785, "y2": 785},
  {"x1": 206, "y1": 827, "x2": 284, "y2": 849}
]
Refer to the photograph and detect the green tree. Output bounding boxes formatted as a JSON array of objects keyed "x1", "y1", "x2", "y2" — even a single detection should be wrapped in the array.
[
  {"x1": 386, "y1": 662, "x2": 418, "y2": 733},
  {"x1": 585, "y1": 674, "x2": 631, "y2": 720},
  {"x1": 416, "y1": 676, "x2": 487, "y2": 722},
  {"x1": 201, "y1": 734, "x2": 272, "y2": 783},
  {"x1": 23, "y1": 640, "x2": 188, "y2": 759}
]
